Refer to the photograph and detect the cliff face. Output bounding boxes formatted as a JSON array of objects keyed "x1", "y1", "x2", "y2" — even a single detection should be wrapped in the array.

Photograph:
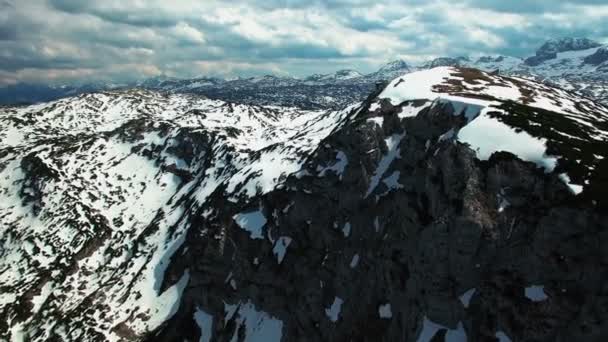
[
  {"x1": 159, "y1": 69, "x2": 608, "y2": 342},
  {"x1": 1, "y1": 68, "x2": 608, "y2": 341}
]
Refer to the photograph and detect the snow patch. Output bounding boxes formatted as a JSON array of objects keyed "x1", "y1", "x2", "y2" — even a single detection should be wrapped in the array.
[
  {"x1": 459, "y1": 288, "x2": 476, "y2": 308},
  {"x1": 497, "y1": 189, "x2": 510, "y2": 213},
  {"x1": 146, "y1": 270, "x2": 190, "y2": 332},
  {"x1": 525, "y1": 285, "x2": 548, "y2": 302},
  {"x1": 367, "y1": 116, "x2": 384, "y2": 126},
  {"x1": 318, "y1": 151, "x2": 348, "y2": 178},
  {"x1": 272, "y1": 237, "x2": 293, "y2": 264},
  {"x1": 382, "y1": 171, "x2": 403, "y2": 191},
  {"x1": 31, "y1": 281, "x2": 54, "y2": 314},
  {"x1": 349, "y1": 254, "x2": 360, "y2": 268},
  {"x1": 378, "y1": 303, "x2": 392, "y2": 319},
  {"x1": 398, "y1": 102, "x2": 432, "y2": 119},
  {"x1": 325, "y1": 297, "x2": 344, "y2": 323},
  {"x1": 495, "y1": 331, "x2": 512, "y2": 342},
  {"x1": 558, "y1": 173, "x2": 584, "y2": 195},
  {"x1": 457, "y1": 111, "x2": 558, "y2": 173},
  {"x1": 380, "y1": 67, "x2": 493, "y2": 110},
  {"x1": 366, "y1": 133, "x2": 405, "y2": 197},
  {"x1": 224, "y1": 301, "x2": 283, "y2": 342},
  {"x1": 342, "y1": 222, "x2": 351, "y2": 237},
  {"x1": 194, "y1": 307, "x2": 214, "y2": 342},
  {"x1": 233, "y1": 210, "x2": 267, "y2": 240},
  {"x1": 416, "y1": 317, "x2": 467, "y2": 342},
  {"x1": 380, "y1": 67, "x2": 455, "y2": 104}
]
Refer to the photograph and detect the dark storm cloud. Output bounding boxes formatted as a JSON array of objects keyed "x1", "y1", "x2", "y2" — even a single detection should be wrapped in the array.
[
  {"x1": 0, "y1": 26, "x2": 16, "y2": 41},
  {"x1": 0, "y1": 0, "x2": 15, "y2": 40},
  {"x1": 48, "y1": 0, "x2": 180, "y2": 27},
  {"x1": 1, "y1": 0, "x2": 607, "y2": 85}
]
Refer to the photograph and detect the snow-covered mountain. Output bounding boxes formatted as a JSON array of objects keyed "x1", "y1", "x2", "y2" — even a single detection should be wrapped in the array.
[
  {"x1": 523, "y1": 37, "x2": 602, "y2": 66},
  {"x1": 467, "y1": 38, "x2": 608, "y2": 102},
  {"x1": 0, "y1": 89, "x2": 354, "y2": 340},
  {"x1": 420, "y1": 56, "x2": 471, "y2": 69},
  {"x1": 366, "y1": 59, "x2": 412, "y2": 81},
  {"x1": 305, "y1": 69, "x2": 364, "y2": 83},
  {"x1": 2, "y1": 38, "x2": 607, "y2": 110},
  {"x1": 2, "y1": 67, "x2": 607, "y2": 341}
]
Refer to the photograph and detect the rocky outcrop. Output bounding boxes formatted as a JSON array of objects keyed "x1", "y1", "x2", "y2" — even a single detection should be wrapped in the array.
[
  {"x1": 423, "y1": 57, "x2": 470, "y2": 68},
  {"x1": 584, "y1": 47, "x2": 608, "y2": 66},
  {"x1": 156, "y1": 77, "x2": 608, "y2": 341},
  {"x1": 525, "y1": 38, "x2": 602, "y2": 66},
  {"x1": 537, "y1": 38, "x2": 601, "y2": 55}
]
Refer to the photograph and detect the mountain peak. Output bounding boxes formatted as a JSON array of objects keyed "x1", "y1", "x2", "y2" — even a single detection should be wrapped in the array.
[
  {"x1": 584, "y1": 47, "x2": 608, "y2": 66},
  {"x1": 377, "y1": 66, "x2": 607, "y2": 196},
  {"x1": 525, "y1": 37, "x2": 602, "y2": 66},
  {"x1": 366, "y1": 60, "x2": 411, "y2": 81},
  {"x1": 422, "y1": 56, "x2": 470, "y2": 69},
  {"x1": 378, "y1": 60, "x2": 410, "y2": 72},
  {"x1": 334, "y1": 69, "x2": 363, "y2": 79},
  {"x1": 537, "y1": 37, "x2": 601, "y2": 55},
  {"x1": 304, "y1": 69, "x2": 363, "y2": 83}
]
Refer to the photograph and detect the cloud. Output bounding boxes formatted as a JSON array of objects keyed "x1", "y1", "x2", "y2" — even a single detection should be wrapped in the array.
[
  {"x1": 1, "y1": 0, "x2": 608, "y2": 85},
  {"x1": 172, "y1": 22, "x2": 206, "y2": 44}
]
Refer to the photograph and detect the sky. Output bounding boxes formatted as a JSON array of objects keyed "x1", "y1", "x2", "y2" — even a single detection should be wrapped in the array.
[{"x1": 1, "y1": 0, "x2": 608, "y2": 85}]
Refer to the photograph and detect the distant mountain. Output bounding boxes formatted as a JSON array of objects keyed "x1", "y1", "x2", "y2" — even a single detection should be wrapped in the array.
[
  {"x1": 0, "y1": 83, "x2": 110, "y2": 105},
  {"x1": 470, "y1": 55, "x2": 523, "y2": 71},
  {"x1": 137, "y1": 75, "x2": 224, "y2": 91},
  {"x1": 469, "y1": 38, "x2": 608, "y2": 102},
  {"x1": 421, "y1": 56, "x2": 470, "y2": 68},
  {"x1": 525, "y1": 37, "x2": 602, "y2": 66},
  {"x1": 305, "y1": 69, "x2": 363, "y2": 83},
  {"x1": 366, "y1": 59, "x2": 411, "y2": 81},
  {"x1": 407, "y1": 38, "x2": 608, "y2": 106},
  {"x1": 1, "y1": 38, "x2": 607, "y2": 109}
]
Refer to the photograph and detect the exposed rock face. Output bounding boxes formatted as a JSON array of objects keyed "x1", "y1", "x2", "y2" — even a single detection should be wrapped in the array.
[
  {"x1": 1, "y1": 68, "x2": 608, "y2": 341},
  {"x1": 537, "y1": 38, "x2": 602, "y2": 55},
  {"x1": 423, "y1": 57, "x2": 470, "y2": 68},
  {"x1": 365, "y1": 60, "x2": 412, "y2": 82},
  {"x1": 476, "y1": 56, "x2": 505, "y2": 64},
  {"x1": 584, "y1": 47, "x2": 608, "y2": 66},
  {"x1": 158, "y1": 68, "x2": 608, "y2": 342},
  {"x1": 525, "y1": 38, "x2": 602, "y2": 66}
]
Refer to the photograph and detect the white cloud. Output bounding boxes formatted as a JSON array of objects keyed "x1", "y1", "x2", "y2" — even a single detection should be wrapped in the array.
[
  {"x1": 172, "y1": 22, "x2": 205, "y2": 43},
  {"x1": 466, "y1": 27, "x2": 506, "y2": 48}
]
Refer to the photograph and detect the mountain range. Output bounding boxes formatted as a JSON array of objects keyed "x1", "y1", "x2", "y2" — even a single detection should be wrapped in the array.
[
  {"x1": 2, "y1": 62, "x2": 608, "y2": 341},
  {"x1": 2, "y1": 38, "x2": 608, "y2": 109}
]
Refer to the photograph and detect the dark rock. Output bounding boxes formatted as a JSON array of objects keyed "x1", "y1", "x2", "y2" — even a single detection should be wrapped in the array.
[{"x1": 584, "y1": 47, "x2": 608, "y2": 66}]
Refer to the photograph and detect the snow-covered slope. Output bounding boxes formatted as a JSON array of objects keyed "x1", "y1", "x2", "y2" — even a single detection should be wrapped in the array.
[
  {"x1": 305, "y1": 69, "x2": 364, "y2": 83},
  {"x1": 467, "y1": 39, "x2": 608, "y2": 104},
  {"x1": 366, "y1": 59, "x2": 412, "y2": 81},
  {"x1": 523, "y1": 37, "x2": 602, "y2": 66},
  {"x1": 372, "y1": 66, "x2": 608, "y2": 197},
  {"x1": 0, "y1": 90, "x2": 357, "y2": 341},
  {"x1": 420, "y1": 56, "x2": 470, "y2": 69}
]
